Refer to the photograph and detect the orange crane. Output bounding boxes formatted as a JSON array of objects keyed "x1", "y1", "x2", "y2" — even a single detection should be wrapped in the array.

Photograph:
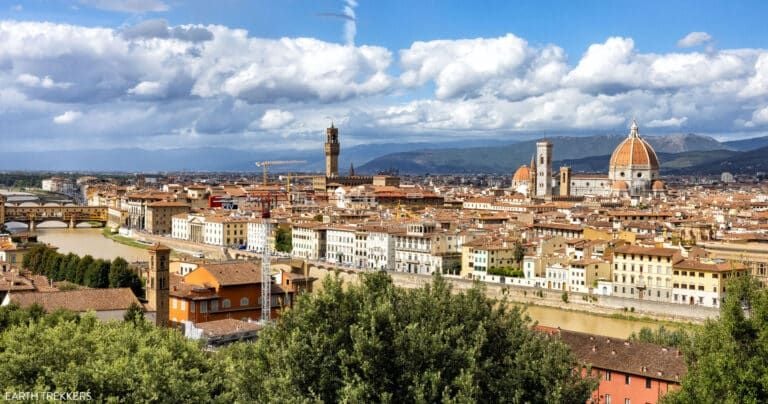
[{"x1": 255, "y1": 160, "x2": 306, "y2": 186}]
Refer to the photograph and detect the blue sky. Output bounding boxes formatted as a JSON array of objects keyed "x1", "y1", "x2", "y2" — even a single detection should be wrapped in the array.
[{"x1": 1, "y1": 0, "x2": 767, "y2": 151}]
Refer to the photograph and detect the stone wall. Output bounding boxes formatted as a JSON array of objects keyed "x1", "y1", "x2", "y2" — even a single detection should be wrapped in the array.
[{"x1": 305, "y1": 265, "x2": 718, "y2": 322}]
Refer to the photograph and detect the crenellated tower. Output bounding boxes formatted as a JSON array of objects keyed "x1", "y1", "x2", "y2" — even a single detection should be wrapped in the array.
[{"x1": 324, "y1": 124, "x2": 340, "y2": 178}]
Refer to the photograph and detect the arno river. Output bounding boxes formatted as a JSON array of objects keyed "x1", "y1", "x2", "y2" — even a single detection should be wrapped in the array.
[{"x1": 33, "y1": 227, "x2": 670, "y2": 339}]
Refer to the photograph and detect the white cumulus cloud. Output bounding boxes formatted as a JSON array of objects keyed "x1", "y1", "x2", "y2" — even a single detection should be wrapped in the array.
[
  {"x1": 647, "y1": 117, "x2": 688, "y2": 127},
  {"x1": 259, "y1": 109, "x2": 295, "y2": 130},
  {"x1": 53, "y1": 110, "x2": 83, "y2": 124},
  {"x1": 677, "y1": 32, "x2": 713, "y2": 48}
]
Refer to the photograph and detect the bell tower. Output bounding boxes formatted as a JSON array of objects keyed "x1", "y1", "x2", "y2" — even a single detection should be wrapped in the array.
[
  {"x1": 536, "y1": 141, "x2": 553, "y2": 197},
  {"x1": 0, "y1": 194, "x2": 5, "y2": 230},
  {"x1": 324, "y1": 123, "x2": 340, "y2": 178},
  {"x1": 147, "y1": 243, "x2": 171, "y2": 327}
]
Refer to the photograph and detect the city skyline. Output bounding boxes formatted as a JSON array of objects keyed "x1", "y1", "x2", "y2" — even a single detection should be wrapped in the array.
[{"x1": 0, "y1": 1, "x2": 767, "y2": 152}]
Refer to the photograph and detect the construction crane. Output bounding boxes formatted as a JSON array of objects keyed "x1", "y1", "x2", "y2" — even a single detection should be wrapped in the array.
[
  {"x1": 255, "y1": 160, "x2": 306, "y2": 186},
  {"x1": 258, "y1": 195, "x2": 277, "y2": 323},
  {"x1": 282, "y1": 173, "x2": 318, "y2": 194}
]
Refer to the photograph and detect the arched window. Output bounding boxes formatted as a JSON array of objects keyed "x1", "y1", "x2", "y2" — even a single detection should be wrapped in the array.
[
  {"x1": 637, "y1": 172, "x2": 643, "y2": 178},
  {"x1": 222, "y1": 299, "x2": 231, "y2": 308},
  {"x1": 240, "y1": 297, "x2": 249, "y2": 307}
]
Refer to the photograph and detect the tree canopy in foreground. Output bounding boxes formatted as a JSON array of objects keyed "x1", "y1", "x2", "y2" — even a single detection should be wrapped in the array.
[
  {"x1": 0, "y1": 273, "x2": 596, "y2": 403},
  {"x1": 663, "y1": 275, "x2": 768, "y2": 404},
  {"x1": 217, "y1": 272, "x2": 596, "y2": 403}
]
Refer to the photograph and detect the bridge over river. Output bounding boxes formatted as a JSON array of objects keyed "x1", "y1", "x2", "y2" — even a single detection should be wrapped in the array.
[{"x1": 0, "y1": 195, "x2": 107, "y2": 231}]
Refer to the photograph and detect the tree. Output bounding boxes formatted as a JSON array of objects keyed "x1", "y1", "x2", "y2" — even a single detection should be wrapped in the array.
[
  {"x1": 217, "y1": 272, "x2": 596, "y2": 402},
  {"x1": 108, "y1": 257, "x2": 130, "y2": 288},
  {"x1": 84, "y1": 259, "x2": 110, "y2": 288},
  {"x1": 629, "y1": 325, "x2": 690, "y2": 348},
  {"x1": 75, "y1": 255, "x2": 94, "y2": 285},
  {"x1": 123, "y1": 302, "x2": 145, "y2": 325},
  {"x1": 664, "y1": 274, "x2": 768, "y2": 403},
  {"x1": 274, "y1": 227, "x2": 292, "y2": 253},
  {"x1": 0, "y1": 314, "x2": 218, "y2": 401},
  {"x1": 513, "y1": 241, "x2": 526, "y2": 264}
]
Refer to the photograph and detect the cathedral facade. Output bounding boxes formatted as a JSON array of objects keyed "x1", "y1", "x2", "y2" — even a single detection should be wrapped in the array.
[{"x1": 511, "y1": 120, "x2": 665, "y2": 198}]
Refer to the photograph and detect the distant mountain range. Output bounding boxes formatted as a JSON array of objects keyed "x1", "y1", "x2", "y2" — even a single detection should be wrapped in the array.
[
  {"x1": 357, "y1": 133, "x2": 735, "y2": 174},
  {"x1": 722, "y1": 136, "x2": 768, "y2": 151},
  {"x1": 2, "y1": 133, "x2": 766, "y2": 174},
  {"x1": 0, "y1": 138, "x2": 514, "y2": 173}
]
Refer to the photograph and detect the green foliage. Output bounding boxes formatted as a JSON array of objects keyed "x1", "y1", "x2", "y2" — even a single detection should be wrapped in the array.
[
  {"x1": 217, "y1": 273, "x2": 596, "y2": 402},
  {"x1": 313, "y1": 214, "x2": 324, "y2": 222},
  {"x1": 0, "y1": 314, "x2": 216, "y2": 402},
  {"x1": 274, "y1": 227, "x2": 292, "y2": 253},
  {"x1": 123, "y1": 302, "x2": 145, "y2": 325},
  {"x1": 513, "y1": 241, "x2": 526, "y2": 263},
  {"x1": 629, "y1": 326, "x2": 690, "y2": 348},
  {"x1": 664, "y1": 275, "x2": 768, "y2": 403},
  {"x1": 487, "y1": 266, "x2": 524, "y2": 277},
  {"x1": 22, "y1": 245, "x2": 142, "y2": 295},
  {"x1": 0, "y1": 304, "x2": 77, "y2": 332},
  {"x1": 561, "y1": 292, "x2": 569, "y2": 303}
]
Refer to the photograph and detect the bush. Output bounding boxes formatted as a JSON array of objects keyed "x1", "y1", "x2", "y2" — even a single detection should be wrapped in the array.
[{"x1": 561, "y1": 292, "x2": 569, "y2": 303}]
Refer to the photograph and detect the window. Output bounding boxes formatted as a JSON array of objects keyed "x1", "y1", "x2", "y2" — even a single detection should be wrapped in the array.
[
  {"x1": 200, "y1": 301, "x2": 207, "y2": 313},
  {"x1": 222, "y1": 299, "x2": 231, "y2": 308},
  {"x1": 240, "y1": 297, "x2": 249, "y2": 306},
  {"x1": 605, "y1": 394, "x2": 612, "y2": 404},
  {"x1": 646, "y1": 378, "x2": 652, "y2": 389},
  {"x1": 624, "y1": 399, "x2": 630, "y2": 404},
  {"x1": 171, "y1": 298, "x2": 177, "y2": 309},
  {"x1": 190, "y1": 302, "x2": 195, "y2": 313},
  {"x1": 605, "y1": 370, "x2": 612, "y2": 381},
  {"x1": 180, "y1": 300, "x2": 186, "y2": 310},
  {"x1": 625, "y1": 375, "x2": 631, "y2": 385}
]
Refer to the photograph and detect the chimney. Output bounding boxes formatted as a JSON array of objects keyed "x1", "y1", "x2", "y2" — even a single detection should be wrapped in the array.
[
  {"x1": 591, "y1": 345, "x2": 597, "y2": 352},
  {"x1": 611, "y1": 350, "x2": 616, "y2": 355}
]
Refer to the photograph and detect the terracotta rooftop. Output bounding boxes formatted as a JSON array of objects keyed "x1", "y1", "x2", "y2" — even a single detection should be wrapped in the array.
[
  {"x1": 8, "y1": 288, "x2": 139, "y2": 312},
  {"x1": 540, "y1": 327, "x2": 686, "y2": 383},
  {"x1": 196, "y1": 318, "x2": 263, "y2": 338},
  {"x1": 614, "y1": 245, "x2": 680, "y2": 257},
  {"x1": 198, "y1": 262, "x2": 262, "y2": 286}
]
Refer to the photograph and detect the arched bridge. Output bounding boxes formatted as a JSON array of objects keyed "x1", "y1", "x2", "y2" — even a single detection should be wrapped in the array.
[{"x1": 1, "y1": 200, "x2": 108, "y2": 230}]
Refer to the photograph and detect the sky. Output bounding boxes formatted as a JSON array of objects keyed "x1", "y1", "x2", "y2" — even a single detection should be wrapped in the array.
[{"x1": 1, "y1": 0, "x2": 767, "y2": 152}]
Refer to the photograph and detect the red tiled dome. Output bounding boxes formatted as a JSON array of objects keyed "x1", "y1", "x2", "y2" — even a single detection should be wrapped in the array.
[
  {"x1": 610, "y1": 121, "x2": 660, "y2": 170},
  {"x1": 512, "y1": 165, "x2": 531, "y2": 182},
  {"x1": 612, "y1": 180, "x2": 629, "y2": 190}
]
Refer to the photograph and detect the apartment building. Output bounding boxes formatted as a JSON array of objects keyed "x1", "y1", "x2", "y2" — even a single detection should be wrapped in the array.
[
  {"x1": 363, "y1": 226, "x2": 395, "y2": 271},
  {"x1": 203, "y1": 216, "x2": 248, "y2": 247},
  {"x1": 612, "y1": 245, "x2": 680, "y2": 302},
  {"x1": 291, "y1": 223, "x2": 327, "y2": 260},
  {"x1": 671, "y1": 259, "x2": 748, "y2": 307},
  {"x1": 246, "y1": 219, "x2": 275, "y2": 253},
  {"x1": 326, "y1": 225, "x2": 357, "y2": 266},
  {"x1": 393, "y1": 222, "x2": 461, "y2": 275},
  {"x1": 568, "y1": 259, "x2": 611, "y2": 294},
  {"x1": 145, "y1": 201, "x2": 190, "y2": 235}
]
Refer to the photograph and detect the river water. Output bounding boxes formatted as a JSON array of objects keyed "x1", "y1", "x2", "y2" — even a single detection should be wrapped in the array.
[
  {"x1": 31, "y1": 227, "x2": 667, "y2": 338},
  {"x1": 35, "y1": 227, "x2": 149, "y2": 262}
]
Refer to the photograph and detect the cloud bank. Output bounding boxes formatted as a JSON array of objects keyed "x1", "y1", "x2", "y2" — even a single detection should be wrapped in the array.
[{"x1": 0, "y1": 20, "x2": 766, "y2": 151}]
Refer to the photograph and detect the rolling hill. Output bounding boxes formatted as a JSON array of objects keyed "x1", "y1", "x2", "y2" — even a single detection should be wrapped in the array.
[{"x1": 358, "y1": 133, "x2": 729, "y2": 174}]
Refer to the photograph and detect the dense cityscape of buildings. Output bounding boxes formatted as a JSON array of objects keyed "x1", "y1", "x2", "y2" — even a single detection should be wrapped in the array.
[{"x1": 2, "y1": 121, "x2": 768, "y2": 402}]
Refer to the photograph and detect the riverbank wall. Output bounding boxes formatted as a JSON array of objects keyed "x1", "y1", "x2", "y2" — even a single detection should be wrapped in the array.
[{"x1": 306, "y1": 266, "x2": 717, "y2": 323}]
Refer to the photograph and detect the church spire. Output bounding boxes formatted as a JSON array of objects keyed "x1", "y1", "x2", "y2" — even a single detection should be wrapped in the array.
[{"x1": 349, "y1": 162, "x2": 355, "y2": 177}]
